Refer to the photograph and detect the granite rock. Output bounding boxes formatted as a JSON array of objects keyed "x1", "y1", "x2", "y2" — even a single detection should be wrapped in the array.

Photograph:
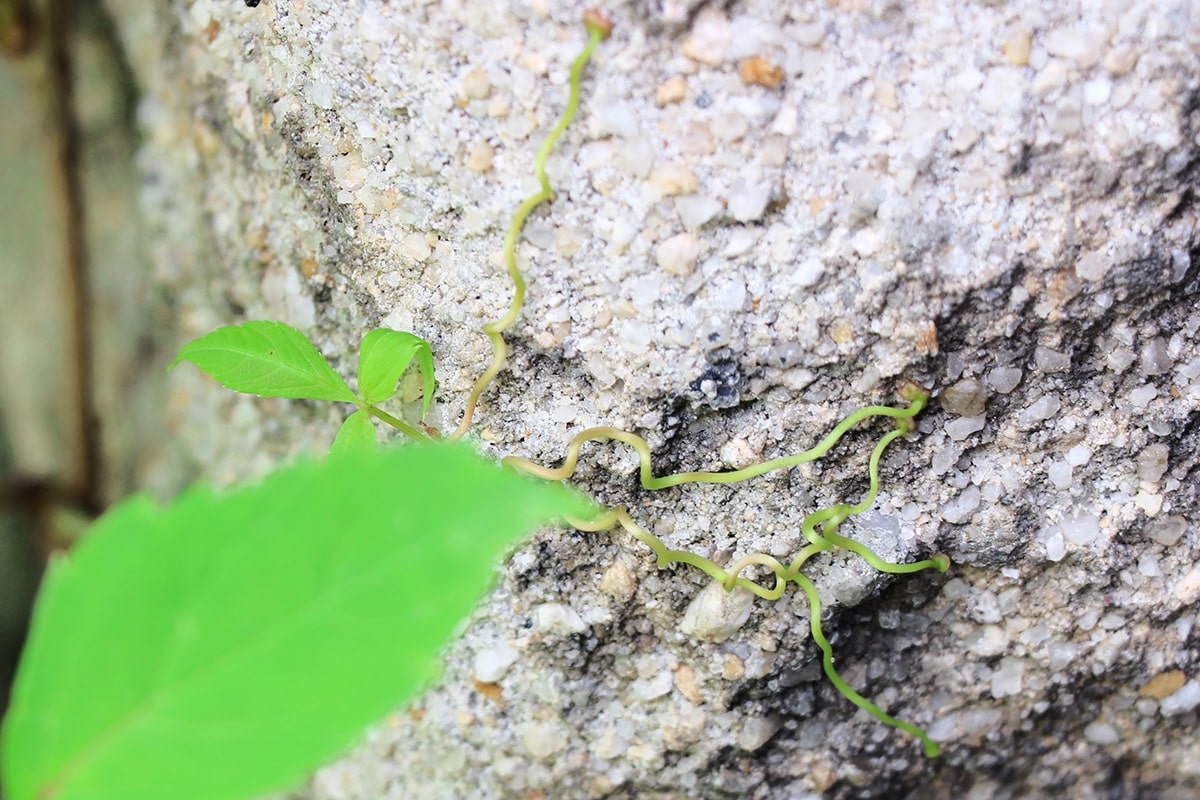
[{"x1": 104, "y1": 0, "x2": 1200, "y2": 797}]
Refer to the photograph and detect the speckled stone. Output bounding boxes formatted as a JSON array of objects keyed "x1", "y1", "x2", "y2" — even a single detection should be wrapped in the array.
[{"x1": 106, "y1": 0, "x2": 1200, "y2": 797}]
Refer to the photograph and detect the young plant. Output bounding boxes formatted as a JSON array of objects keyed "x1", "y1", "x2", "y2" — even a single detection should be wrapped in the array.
[
  {"x1": 171, "y1": 11, "x2": 950, "y2": 756},
  {"x1": 172, "y1": 321, "x2": 436, "y2": 446}
]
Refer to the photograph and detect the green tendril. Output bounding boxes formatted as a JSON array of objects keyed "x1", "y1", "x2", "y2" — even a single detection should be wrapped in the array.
[
  {"x1": 449, "y1": 24, "x2": 605, "y2": 442},
  {"x1": 795, "y1": 572, "x2": 942, "y2": 758},
  {"x1": 544, "y1": 406, "x2": 946, "y2": 751}
]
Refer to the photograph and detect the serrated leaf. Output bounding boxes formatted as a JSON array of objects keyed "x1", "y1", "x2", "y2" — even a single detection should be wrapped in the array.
[
  {"x1": 330, "y1": 409, "x2": 376, "y2": 456},
  {"x1": 172, "y1": 321, "x2": 359, "y2": 404},
  {"x1": 357, "y1": 329, "x2": 436, "y2": 417},
  {"x1": 1, "y1": 444, "x2": 589, "y2": 800}
]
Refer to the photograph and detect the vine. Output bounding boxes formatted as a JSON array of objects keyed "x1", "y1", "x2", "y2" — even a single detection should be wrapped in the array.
[{"x1": 175, "y1": 11, "x2": 949, "y2": 758}]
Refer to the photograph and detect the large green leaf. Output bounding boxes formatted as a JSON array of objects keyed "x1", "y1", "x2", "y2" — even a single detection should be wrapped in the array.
[
  {"x1": 171, "y1": 321, "x2": 359, "y2": 404},
  {"x1": 356, "y1": 329, "x2": 436, "y2": 416},
  {"x1": 1, "y1": 443, "x2": 588, "y2": 800}
]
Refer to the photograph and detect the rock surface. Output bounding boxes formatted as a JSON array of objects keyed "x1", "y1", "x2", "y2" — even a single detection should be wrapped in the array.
[{"x1": 104, "y1": 0, "x2": 1199, "y2": 797}]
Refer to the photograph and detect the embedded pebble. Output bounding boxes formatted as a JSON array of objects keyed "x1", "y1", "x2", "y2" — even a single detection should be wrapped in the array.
[
  {"x1": 676, "y1": 194, "x2": 723, "y2": 230},
  {"x1": 655, "y1": 77, "x2": 687, "y2": 107},
  {"x1": 400, "y1": 232, "x2": 431, "y2": 262},
  {"x1": 1145, "y1": 515, "x2": 1187, "y2": 547},
  {"x1": 534, "y1": 603, "x2": 588, "y2": 636},
  {"x1": 600, "y1": 559, "x2": 638, "y2": 602},
  {"x1": 591, "y1": 727, "x2": 627, "y2": 760},
  {"x1": 681, "y1": 8, "x2": 731, "y2": 65},
  {"x1": 1019, "y1": 395, "x2": 1062, "y2": 427},
  {"x1": 738, "y1": 57, "x2": 784, "y2": 89},
  {"x1": 991, "y1": 657, "x2": 1025, "y2": 698},
  {"x1": 1075, "y1": 250, "x2": 1109, "y2": 281},
  {"x1": 792, "y1": 21, "x2": 826, "y2": 46},
  {"x1": 465, "y1": 139, "x2": 493, "y2": 172},
  {"x1": 737, "y1": 716, "x2": 780, "y2": 751},
  {"x1": 946, "y1": 415, "x2": 986, "y2": 441},
  {"x1": 1140, "y1": 670, "x2": 1187, "y2": 699},
  {"x1": 1084, "y1": 77, "x2": 1111, "y2": 105},
  {"x1": 1136, "y1": 444, "x2": 1169, "y2": 484},
  {"x1": 655, "y1": 232, "x2": 701, "y2": 275},
  {"x1": 1066, "y1": 446, "x2": 1093, "y2": 466},
  {"x1": 649, "y1": 164, "x2": 698, "y2": 197},
  {"x1": 941, "y1": 485, "x2": 981, "y2": 524},
  {"x1": 616, "y1": 139, "x2": 655, "y2": 177},
  {"x1": 1003, "y1": 29, "x2": 1032, "y2": 66},
  {"x1": 1048, "y1": 461, "x2": 1074, "y2": 488},
  {"x1": 986, "y1": 367, "x2": 1022, "y2": 394},
  {"x1": 1104, "y1": 46, "x2": 1139, "y2": 76},
  {"x1": 1160, "y1": 681, "x2": 1200, "y2": 717},
  {"x1": 969, "y1": 625, "x2": 1009, "y2": 657},
  {"x1": 520, "y1": 721, "x2": 568, "y2": 759},
  {"x1": 672, "y1": 664, "x2": 702, "y2": 705},
  {"x1": 1048, "y1": 642, "x2": 1079, "y2": 672},
  {"x1": 473, "y1": 643, "x2": 519, "y2": 683},
  {"x1": 680, "y1": 583, "x2": 755, "y2": 642},
  {"x1": 932, "y1": 443, "x2": 960, "y2": 474},
  {"x1": 1140, "y1": 337, "x2": 1172, "y2": 376},
  {"x1": 791, "y1": 257, "x2": 823, "y2": 288},
  {"x1": 1061, "y1": 508, "x2": 1101, "y2": 545},
  {"x1": 727, "y1": 180, "x2": 771, "y2": 222},
  {"x1": 1035, "y1": 347, "x2": 1070, "y2": 373},
  {"x1": 711, "y1": 113, "x2": 748, "y2": 142},
  {"x1": 1128, "y1": 384, "x2": 1157, "y2": 407},
  {"x1": 631, "y1": 668, "x2": 674, "y2": 701},
  {"x1": 663, "y1": 705, "x2": 707, "y2": 750},
  {"x1": 458, "y1": 67, "x2": 490, "y2": 101},
  {"x1": 941, "y1": 378, "x2": 988, "y2": 416},
  {"x1": 1042, "y1": 527, "x2": 1066, "y2": 561},
  {"x1": 1083, "y1": 721, "x2": 1120, "y2": 745},
  {"x1": 619, "y1": 319, "x2": 652, "y2": 353}
]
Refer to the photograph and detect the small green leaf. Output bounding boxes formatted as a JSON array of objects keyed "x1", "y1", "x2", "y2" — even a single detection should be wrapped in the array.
[
  {"x1": 330, "y1": 409, "x2": 376, "y2": 456},
  {"x1": 172, "y1": 321, "x2": 359, "y2": 404},
  {"x1": 1, "y1": 444, "x2": 587, "y2": 800},
  {"x1": 357, "y1": 329, "x2": 436, "y2": 417}
]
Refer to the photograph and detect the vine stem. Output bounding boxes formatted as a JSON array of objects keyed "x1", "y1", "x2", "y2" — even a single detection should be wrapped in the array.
[
  {"x1": 503, "y1": 391, "x2": 927, "y2": 488},
  {"x1": 365, "y1": 405, "x2": 429, "y2": 442},
  {"x1": 448, "y1": 24, "x2": 606, "y2": 442},
  {"x1": 388, "y1": 12, "x2": 949, "y2": 757}
]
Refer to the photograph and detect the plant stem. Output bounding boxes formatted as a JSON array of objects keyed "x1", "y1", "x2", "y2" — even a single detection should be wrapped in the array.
[{"x1": 365, "y1": 405, "x2": 430, "y2": 441}]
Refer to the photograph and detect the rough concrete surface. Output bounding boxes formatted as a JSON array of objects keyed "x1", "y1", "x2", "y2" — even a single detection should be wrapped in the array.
[{"x1": 104, "y1": 0, "x2": 1198, "y2": 797}]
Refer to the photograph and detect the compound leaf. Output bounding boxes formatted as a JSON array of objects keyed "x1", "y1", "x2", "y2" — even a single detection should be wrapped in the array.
[
  {"x1": 357, "y1": 329, "x2": 436, "y2": 416},
  {"x1": 1, "y1": 443, "x2": 588, "y2": 800},
  {"x1": 329, "y1": 409, "x2": 376, "y2": 456},
  {"x1": 171, "y1": 321, "x2": 359, "y2": 404}
]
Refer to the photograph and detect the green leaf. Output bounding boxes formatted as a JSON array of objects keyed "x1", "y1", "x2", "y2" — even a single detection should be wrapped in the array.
[
  {"x1": 1, "y1": 444, "x2": 588, "y2": 800},
  {"x1": 330, "y1": 409, "x2": 376, "y2": 456},
  {"x1": 171, "y1": 321, "x2": 359, "y2": 404},
  {"x1": 357, "y1": 329, "x2": 436, "y2": 417}
]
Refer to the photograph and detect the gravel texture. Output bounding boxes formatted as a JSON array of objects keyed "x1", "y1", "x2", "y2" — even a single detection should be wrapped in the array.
[{"x1": 105, "y1": 0, "x2": 1199, "y2": 797}]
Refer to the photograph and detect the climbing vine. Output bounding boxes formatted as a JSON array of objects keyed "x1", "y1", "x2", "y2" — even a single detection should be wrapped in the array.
[{"x1": 174, "y1": 11, "x2": 949, "y2": 757}]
